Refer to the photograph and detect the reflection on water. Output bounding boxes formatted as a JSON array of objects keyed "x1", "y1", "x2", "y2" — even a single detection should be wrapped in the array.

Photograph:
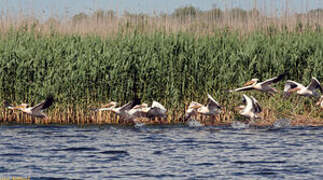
[{"x1": 1, "y1": 124, "x2": 323, "y2": 179}]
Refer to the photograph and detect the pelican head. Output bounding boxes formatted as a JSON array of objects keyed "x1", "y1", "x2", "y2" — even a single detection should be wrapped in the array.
[{"x1": 244, "y1": 78, "x2": 259, "y2": 86}]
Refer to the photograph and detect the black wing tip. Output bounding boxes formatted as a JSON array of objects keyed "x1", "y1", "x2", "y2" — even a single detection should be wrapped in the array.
[
  {"x1": 274, "y1": 72, "x2": 287, "y2": 82},
  {"x1": 43, "y1": 95, "x2": 54, "y2": 109}
]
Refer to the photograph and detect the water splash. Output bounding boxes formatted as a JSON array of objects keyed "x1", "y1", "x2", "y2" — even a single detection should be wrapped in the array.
[
  {"x1": 134, "y1": 122, "x2": 146, "y2": 128},
  {"x1": 273, "y1": 118, "x2": 291, "y2": 128},
  {"x1": 231, "y1": 121, "x2": 250, "y2": 129},
  {"x1": 187, "y1": 119, "x2": 204, "y2": 127}
]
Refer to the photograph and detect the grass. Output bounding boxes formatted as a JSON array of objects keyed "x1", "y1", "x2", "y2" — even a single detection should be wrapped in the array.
[{"x1": 0, "y1": 8, "x2": 322, "y2": 125}]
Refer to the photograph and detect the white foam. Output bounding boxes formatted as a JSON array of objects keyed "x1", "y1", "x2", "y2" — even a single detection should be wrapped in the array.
[
  {"x1": 187, "y1": 119, "x2": 204, "y2": 127},
  {"x1": 231, "y1": 121, "x2": 250, "y2": 129}
]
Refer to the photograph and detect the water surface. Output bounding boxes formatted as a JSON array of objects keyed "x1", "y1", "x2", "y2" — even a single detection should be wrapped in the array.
[{"x1": 1, "y1": 123, "x2": 323, "y2": 179}]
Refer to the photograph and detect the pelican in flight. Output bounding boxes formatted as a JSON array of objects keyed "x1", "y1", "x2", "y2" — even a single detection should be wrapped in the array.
[
  {"x1": 141, "y1": 101, "x2": 167, "y2": 119},
  {"x1": 4, "y1": 96, "x2": 54, "y2": 119},
  {"x1": 283, "y1": 77, "x2": 322, "y2": 98},
  {"x1": 235, "y1": 94, "x2": 262, "y2": 121},
  {"x1": 184, "y1": 94, "x2": 221, "y2": 121},
  {"x1": 93, "y1": 99, "x2": 141, "y2": 123},
  {"x1": 316, "y1": 96, "x2": 323, "y2": 109},
  {"x1": 230, "y1": 73, "x2": 286, "y2": 95},
  {"x1": 128, "y1": 101, "x2": 167, "y2": 120}
]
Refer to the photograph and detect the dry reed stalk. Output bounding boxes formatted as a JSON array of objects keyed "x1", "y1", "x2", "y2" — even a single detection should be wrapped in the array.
[{"x1": 0, "y1": 5, "x2": 322, "y2": 37}]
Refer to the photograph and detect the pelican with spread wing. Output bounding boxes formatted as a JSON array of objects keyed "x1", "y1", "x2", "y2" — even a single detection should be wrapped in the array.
[
  {"x1": 141, "y1": 101, "x2": 167, "y2": 119},
  {"x1": 235, "y1": 94, "x2": 262, "y2": 121},
  {"x1": 283, "y1": 77, "x2": 322, "y2": 98},
  {"x1": 184, "y1": 94, "x2": 222, "y2": 121},
  {"x1": 127, "y1": 101, "x2": 167, "y2": 120},
  {"x1": 230, "y1": 74, "x2": 286, "y2": 95},
  {"x1": 4, "y1": 96, "x2": 54, "y2": 119}
]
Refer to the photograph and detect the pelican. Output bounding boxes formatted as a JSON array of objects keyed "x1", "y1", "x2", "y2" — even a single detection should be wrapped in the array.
[
  {"x1": 110, "y1": 100, "x2": 140, "y2": 118},
  {"x1": 5, "y1": 96, "x2": 54, "y2": 119},
  {"x1": 235, "y1": 94, "x2": 262, "y2": 121},
  {"x1": 316, "y1": 96, "x2": 323, "y2": 109},
  {"x1": 127, "y1": 101, "x2": 167, "y2": 120},
  {"x1": 184, "y1": 101, "x2": 203, "y2": 121},
  {"x1": 230, "y1": 73, "x2": 286, "y2": 95},
  {"x1": 184, "y1": 94, "x2": 221, "y2": 121},
  {"x1": 140, "y1": 101, "x2": 167, "y2": 119},
  {"x1": 283, "y1": 77, "x2": 322, "y2": 98}
]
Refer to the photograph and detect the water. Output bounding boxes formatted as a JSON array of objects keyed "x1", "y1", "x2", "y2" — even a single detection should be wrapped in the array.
[{"x1": 1, "y1": 124, "x2": 323, "y2": 179}]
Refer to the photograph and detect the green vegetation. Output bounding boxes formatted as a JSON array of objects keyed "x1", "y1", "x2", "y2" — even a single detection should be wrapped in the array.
[{"x1": 0, "y1": 29, "x2": 321, "y2": 115}]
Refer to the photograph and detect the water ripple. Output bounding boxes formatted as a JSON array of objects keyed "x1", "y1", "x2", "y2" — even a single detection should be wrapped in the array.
[{"x1": 0, "y1": 125, "x2": 323, "y2": 179}]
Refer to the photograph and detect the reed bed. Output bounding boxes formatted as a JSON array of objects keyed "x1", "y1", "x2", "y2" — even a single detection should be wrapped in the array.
[{"x1": 0, "y1": 7, "x2": 322, "y2": 125}]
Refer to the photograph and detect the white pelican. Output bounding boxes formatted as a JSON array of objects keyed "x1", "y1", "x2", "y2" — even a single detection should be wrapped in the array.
[
  {"x1": 184, "y1": 101, "x2": 203, "y2": 121},
  {"x1": 5, "y1": 96, "x2": 54, "y2": 119},
  {"x1": 109, "y1": 101, "x2": 139, "y2": 118},
  {"x1": 230, "y1": 73, "x2": 286, "y2": 95},
  {"x1": 316, "y1": 96, "x2": 323, "y2": 109},
  {"x1": 236, "y1": 94, "x2": 262, "y2": 121},
  {"x1": 141, "y1": 101, "x2": 167, "y2": 119},
  {"x1": 184, "y1": 94, "x2": 221, "y2": 121},
  {"x1": 283, "y1": 77, "x2": 322, "y2": 98},
  {"x1": 127, "y1": 101, "x2": 167, "y2": 120},
  {"x1": 96, "y1": 99, "x2": 141, "y2": 123}
]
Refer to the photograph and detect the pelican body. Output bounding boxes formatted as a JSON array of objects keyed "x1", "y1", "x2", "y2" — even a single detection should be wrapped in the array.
[
  {"x1": 284, "y1": 77, "x2": 322, "y2": 98},
  {"x1": 230, "y1": 74, "x2": 285, "y2": 95},
  {"x1": 184, "y1": 94, "x2": 221, "y2": 121},
  {"x1": 236, "y1": 94, "x2": 262, "y2": 121}
]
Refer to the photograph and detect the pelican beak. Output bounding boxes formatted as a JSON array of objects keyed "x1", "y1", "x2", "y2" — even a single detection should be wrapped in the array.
[
  {"x1": 103, "y1": 102, "x2": 116, "y2": 108},
  {"x1": 244, "y1": 80, "x2": 255, "y2": 86},
  {"x1": 234, "y1": 105, "x2": 245, "y2": 111},
  {"x1": 14, "y1": 104, "x2": 27, "y2": 109},
  {"x1": 191, "y1": 104, "x2": 202, "y2": 109}
]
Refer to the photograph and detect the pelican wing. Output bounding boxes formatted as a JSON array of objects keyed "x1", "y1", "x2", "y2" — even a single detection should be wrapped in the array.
[
  {"x1": 283, "y1": 80, "x2": 301, "y2": 97},
  {"x1": 261, "y1": 73, "x2": 286, "y2": 86},
  {"x1": 307, "y1": 77, "x2": 323, "y2": 93},
  {"x1": 231, "y1": 85, "x2": 255, "y2": 92},
  {"x1": 151, "y1": 101, "x2": 167, "y2": 112},
  {"x1": 242, "y1": 94, "x2": 253, "y2": 113},
  {"x1": 118, "y1": 101, "x2": 135, "y2": 112},
  {"x1": 146, "y1": 101, "x2": 167, "y2": 118},
  {"x1": 207, "y1": 94, "x2": 221, "y2": 110},
  {"x1": 31, "y1": 96, "x2": 54, "y2": 112},
  {"x1": 251, "y1": 96, "x2": 262, "y2": 113}
]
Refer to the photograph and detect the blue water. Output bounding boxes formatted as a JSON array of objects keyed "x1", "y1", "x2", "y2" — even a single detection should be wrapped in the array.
[{"x1": 1, "y1": 123, "x2": 323, "y2": 179}]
